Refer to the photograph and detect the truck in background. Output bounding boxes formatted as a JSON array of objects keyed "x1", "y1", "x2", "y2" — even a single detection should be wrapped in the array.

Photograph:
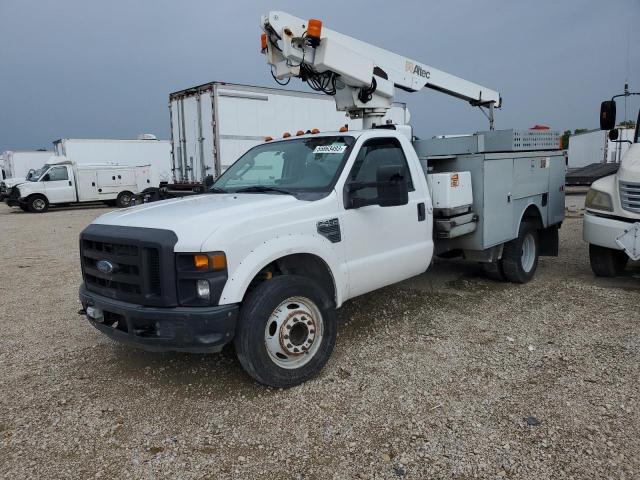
[
  {"x1": 5, "y1": 159, "x2": 154, "y2": 213},
  {"x1": 166, "y1": 82, "x2": 409, "y2": 193},
  {"x1": 53, "y1": 136, "x2": 172, "y2": 187},
  {"x1": 568, "y1": 127, "x2": 635, "y2": 168},
  {"x1": 0, "y1": 151, "x2": 53, "y2": 199},
  {"x1": 583, "y1": 92, "x2": 640, "y2": 276}
]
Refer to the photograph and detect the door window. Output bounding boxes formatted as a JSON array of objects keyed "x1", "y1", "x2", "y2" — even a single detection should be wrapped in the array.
[
  {"x1": 347, "y1": 138, "x2": 413, "y2": 200},
  {"x1": 44, "y1": 166, "x2": 69, "y2": 181}
]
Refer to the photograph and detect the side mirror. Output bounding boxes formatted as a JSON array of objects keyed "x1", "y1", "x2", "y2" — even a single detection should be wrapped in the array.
[
  {"x1": 42, "y1": 174, "x2": 50, "y2": 181},
  {"x1": 608, "y1": 128, "x2": 619, "y2": 141},
  {"x1": 600, "y1": 100, "x2": 616, "y2": 130},
  {"x1": 376, "y1": 165, "x2": 409, "y2": 207}
]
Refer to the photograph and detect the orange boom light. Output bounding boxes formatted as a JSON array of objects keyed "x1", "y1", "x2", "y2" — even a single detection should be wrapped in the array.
[{"x1": 307, "y1": 19, "x2": 322, "y2": 47}]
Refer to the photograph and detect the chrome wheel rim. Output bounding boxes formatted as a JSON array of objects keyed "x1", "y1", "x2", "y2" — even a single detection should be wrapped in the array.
[
  {"x1": 521, "y1": 233, "x2": 536, "y2": 273},
  {"x1": 33, "y1": 199, "x2": 45, "y2": 210},
  {"x1": 264, "y1": 296, "x2": 323, "y2": 369}
]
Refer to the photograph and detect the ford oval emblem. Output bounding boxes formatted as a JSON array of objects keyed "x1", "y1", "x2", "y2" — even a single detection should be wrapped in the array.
[{"x1": 96, "y1": 259, "x2": 115, "y2": 274}]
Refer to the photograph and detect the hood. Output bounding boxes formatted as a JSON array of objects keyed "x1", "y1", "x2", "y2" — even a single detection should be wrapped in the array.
[
  {"x1": 2, "y1": 177, "x2": 26, "y2": 188},
  {"x1": 93, "y1": 193, "x2": 301, "y2": 250},
  {"x1": 618, "y1": 143, "x2": 640, "y2": 184}
]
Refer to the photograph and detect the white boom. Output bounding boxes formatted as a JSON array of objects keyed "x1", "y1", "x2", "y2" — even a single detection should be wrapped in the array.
[{"x1": 261, "y1": 11, "x2": 501, "y2": 129}]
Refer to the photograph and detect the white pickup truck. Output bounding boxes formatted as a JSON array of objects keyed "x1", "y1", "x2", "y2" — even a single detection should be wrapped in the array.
[
  {"x1": 79, "y1": 126, "x2": 565, "y2": 387},
  {"x1": 5, "y1": 158, "x2": 153, "y2": 212},
  {"x1": 583, "y1": 95, "x2": 640, "y2": 275}
]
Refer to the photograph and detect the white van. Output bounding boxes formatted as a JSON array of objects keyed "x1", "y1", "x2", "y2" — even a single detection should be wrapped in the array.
[{"x1": 5, "y1": 159, "x2": 153, "y2": 213}]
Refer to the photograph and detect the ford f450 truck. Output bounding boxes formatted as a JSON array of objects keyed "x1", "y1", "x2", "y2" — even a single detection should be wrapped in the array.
[
  {"x1": 78, "y1": 12, "x2": 565, "y2": 387},
  {"x1": 583, "y1": 92, "x2": 640, "y2": 276},
  {"x1": 79, "y1": 127, "x2": 565, "y2": 387}
]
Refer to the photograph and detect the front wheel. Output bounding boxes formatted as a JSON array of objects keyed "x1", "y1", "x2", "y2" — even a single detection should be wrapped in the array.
[
  {"x1": 234, "y1": 275, "x2": 337, "y2": 388},
  {"x1": 589, "y1": 244, "x2": 628, "y2": 277},
  {"x1": 502, "y1": 223, "x2": 539, "y2": 283},
  {"x1": 27, "y1": 195, "x2": 49, "y2": 213}
]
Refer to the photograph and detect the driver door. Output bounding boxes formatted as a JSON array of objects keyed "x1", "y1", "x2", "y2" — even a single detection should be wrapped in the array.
[
  {"x1": 340, "y1": 137, "x2": 430, "y2": 298},
  {"x1": 43, "y1": 166, "x2": 76, "y2": 203}
]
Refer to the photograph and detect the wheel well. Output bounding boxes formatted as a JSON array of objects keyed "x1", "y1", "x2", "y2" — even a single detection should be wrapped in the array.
[
  {"x1": 521, "y1": 204, "x2": 543, "y2": 229},
  {"x1": 245, "y1": 254, "x2": 336, "y2": 308},
  {"x1": 26, "y1": 193, "x2": 47, "y2": 202}
]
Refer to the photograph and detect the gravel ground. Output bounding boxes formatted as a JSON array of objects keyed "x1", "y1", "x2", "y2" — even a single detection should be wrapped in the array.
[{"x1": 0, "y1": 200, "x2": 638, "y2": 479}]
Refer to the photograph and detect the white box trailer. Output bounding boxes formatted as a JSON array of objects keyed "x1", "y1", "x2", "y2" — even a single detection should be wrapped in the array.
[
  {"x1": 568, "y1": 128, "x2": 635, "y2": 168},
  {"x1": 53, "y1": 137, "x2": 172, "y2": 187},
  {"x1": 2, "y1": 150, "x2": 53, "y2": 179},
  {"x1": 169, "y1": 82, "x2": 410, "y2": 183}
]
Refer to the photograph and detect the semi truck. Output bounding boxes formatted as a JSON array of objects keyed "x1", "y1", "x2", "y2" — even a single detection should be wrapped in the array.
[
  {"x1": 78, "y1": 12, "x2": 565, "y2": 387},
  {"x1": 165, "y1": 82, "x2": 409, "y2": 193},
  {"x1": 6, "y1": 159, "x2": 154, "y2": 212},
  {"x1": 583, "y1": 91, "x2": 640, "y2": 276}
]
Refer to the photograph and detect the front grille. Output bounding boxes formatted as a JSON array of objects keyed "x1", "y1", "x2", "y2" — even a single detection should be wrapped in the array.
[
  {"x1": 80, "y1": 224, "x2": 178, "y2": 307},
  {"x1": 619, "y1": 181, "x2": 640, "y2": 213},
  {"x1": 82, "y1": 239, "x2": 149, "y2": 303},
  {"x1": 9, "y1": 187, "x2": 20, "y2": 200}
]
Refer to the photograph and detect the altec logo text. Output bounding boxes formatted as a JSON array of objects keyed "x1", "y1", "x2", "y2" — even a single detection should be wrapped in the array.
[{"x1": 405, "y1": 61, "x2": 431, "y2": 79}]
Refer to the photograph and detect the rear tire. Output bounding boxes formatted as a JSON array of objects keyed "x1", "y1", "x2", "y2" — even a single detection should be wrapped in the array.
[
  {"x1": 502, "y1": 223, "x2": 539, "y2": 284},
  {"x1": 483, "y1": 260, "x2": 506, "y2": 281},
  {"x1": 116, "y1": 191, "x2": 134, "y2": 208},
  {"x1": 234, "y1": 275, "x2": 337, "y2": 388},
  {"x1": 27, "y1": 195, "x2": 49, "y2": 213},
  {"x1": 589, "y1": 244, "x2": 628, "y2": 277}
]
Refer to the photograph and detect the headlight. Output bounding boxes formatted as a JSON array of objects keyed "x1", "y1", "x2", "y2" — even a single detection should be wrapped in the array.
[
  {"x1": 585, "y1": 188, "x2": 613, "y2": 212},
  {"x1": 176, "y1": 252, "x2": 227, "y2": 306}
]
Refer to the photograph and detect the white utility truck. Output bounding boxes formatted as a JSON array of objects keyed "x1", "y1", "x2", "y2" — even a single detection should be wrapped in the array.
[
  {"x1": 78, "y1": 12, "x2": 565, "y2": 387},
  {"x1": 0, "y1": 150, "x2": 53, "y2": 200},
  {"x1": 163, "y1": 82, "x2": 409, "y2": 196},
  {"x1": 53, "y1": 137, "x2": 172, "y2": 186},
  {"x1": 5, "y1": 159, "x2": 154, "y2": 212},
  {"x1": 583, "y1": 91, "x2": 640, "y2": 276}
]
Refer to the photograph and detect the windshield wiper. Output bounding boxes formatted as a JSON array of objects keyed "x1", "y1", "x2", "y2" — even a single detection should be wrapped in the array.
[
  {"x1": 235, "y1": 186, "x2": 292, "y2": 195},
  {"x1": 209, "y1": 186, "x2": 227, "y2": 193}
]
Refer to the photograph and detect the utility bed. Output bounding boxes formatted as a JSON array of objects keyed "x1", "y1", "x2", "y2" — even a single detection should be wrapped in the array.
[{"x1": 414, "y1": 129, "x2": 565, "y2": 257}]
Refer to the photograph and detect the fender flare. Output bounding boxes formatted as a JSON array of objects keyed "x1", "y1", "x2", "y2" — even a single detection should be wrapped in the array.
[{"x1": 218, "y1": 233, "x2": 346, "y2": 307}]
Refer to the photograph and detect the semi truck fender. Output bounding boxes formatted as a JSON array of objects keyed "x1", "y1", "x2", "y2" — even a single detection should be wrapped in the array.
[{"x1": 217, "y1": 233, "x2": 346, "y2": 308}]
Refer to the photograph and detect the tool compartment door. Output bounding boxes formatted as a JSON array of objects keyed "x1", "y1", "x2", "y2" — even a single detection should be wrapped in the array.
[
  {"x1": 483, "y1": 158, "x2": 514, "y2": 246},
  {"x1": 96, "y1": 169, "x2": 136, "y2": 194}
]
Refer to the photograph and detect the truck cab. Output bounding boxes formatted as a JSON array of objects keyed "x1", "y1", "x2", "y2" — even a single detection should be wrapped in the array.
[{"x1": 583, "y1": 97, "x2": 640, "y2": 276}]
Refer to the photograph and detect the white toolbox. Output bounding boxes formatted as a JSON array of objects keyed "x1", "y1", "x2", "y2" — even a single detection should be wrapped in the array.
[{"x1": 426, "y1": 171, "x2": 473, "y2": 214}]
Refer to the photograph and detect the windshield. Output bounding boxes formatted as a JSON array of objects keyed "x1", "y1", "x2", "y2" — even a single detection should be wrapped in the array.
[
  {"x1": 29, "y1": 165, "x2": 50, "y2": 181},
  {"x1": 213, "y1": 136, "x2": 355, "y2": 194}
]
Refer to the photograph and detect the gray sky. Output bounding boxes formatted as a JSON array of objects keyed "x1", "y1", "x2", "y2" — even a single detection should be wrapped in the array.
[{"x1": 1, "y1": 0, "x2": 638, "y2": 152}]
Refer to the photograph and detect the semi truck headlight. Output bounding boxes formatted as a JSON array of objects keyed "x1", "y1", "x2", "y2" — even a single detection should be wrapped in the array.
[
  {"x1": 585, "y1": 188, "x2": 613, "y2": 212},
  {"x1": 196, "y1": 280, "x2": 210, "y2": 300}
]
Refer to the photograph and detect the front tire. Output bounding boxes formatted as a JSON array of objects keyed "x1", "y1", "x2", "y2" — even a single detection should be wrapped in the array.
[
  {"x1": 589, "y1": 244, "x2": 628, "y2": 277},
  {"x1": 27, "y1": 195, "x2": 49, "y2": 213},
  {"x1": 234, "y1": 275, "x2": 337, "y2": 388},
  {"x1": 502, "y1": 223, "x2": 539, "y2": 283}
]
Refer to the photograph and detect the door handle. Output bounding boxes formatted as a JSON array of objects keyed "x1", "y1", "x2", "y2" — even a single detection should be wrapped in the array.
[
  {"x1": 417, "y1": 202, "x2": 426, "y2": 221},
  {"x1": 68, "y1": 181, "x2": 72, "y2": 186}
]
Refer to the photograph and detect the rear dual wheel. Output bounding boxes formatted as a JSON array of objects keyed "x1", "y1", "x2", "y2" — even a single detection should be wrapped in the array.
[
  {"x1": 483, "y1": 223, "x2": 539, "y2": 284},
  {"x1": 234, "y1": 275, "x2": 337, "y2": 388}
]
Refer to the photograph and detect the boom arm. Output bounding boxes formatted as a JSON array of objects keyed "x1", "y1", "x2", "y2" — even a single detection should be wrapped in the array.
[{"x1": 261, "y1": 11, "x2": 501, "y2": 129}]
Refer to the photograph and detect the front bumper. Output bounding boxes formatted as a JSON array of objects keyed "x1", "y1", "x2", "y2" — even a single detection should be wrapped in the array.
[
  {"x1": 583, "y1": 211, "x2": 640, "y2": 251},
  {"x1": 79, "y1": 284, "x2": 239, "y2": 353}
]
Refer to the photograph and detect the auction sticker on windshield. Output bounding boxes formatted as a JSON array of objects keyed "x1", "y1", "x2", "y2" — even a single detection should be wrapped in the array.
[{"x1": 313, "y1": 145, "x2": 347, "y2": 154}]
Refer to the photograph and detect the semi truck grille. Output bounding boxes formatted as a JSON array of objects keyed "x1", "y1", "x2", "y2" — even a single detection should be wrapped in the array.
[{"x1": 619, "y1": 181, "x2": 640, "y2": 213}]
